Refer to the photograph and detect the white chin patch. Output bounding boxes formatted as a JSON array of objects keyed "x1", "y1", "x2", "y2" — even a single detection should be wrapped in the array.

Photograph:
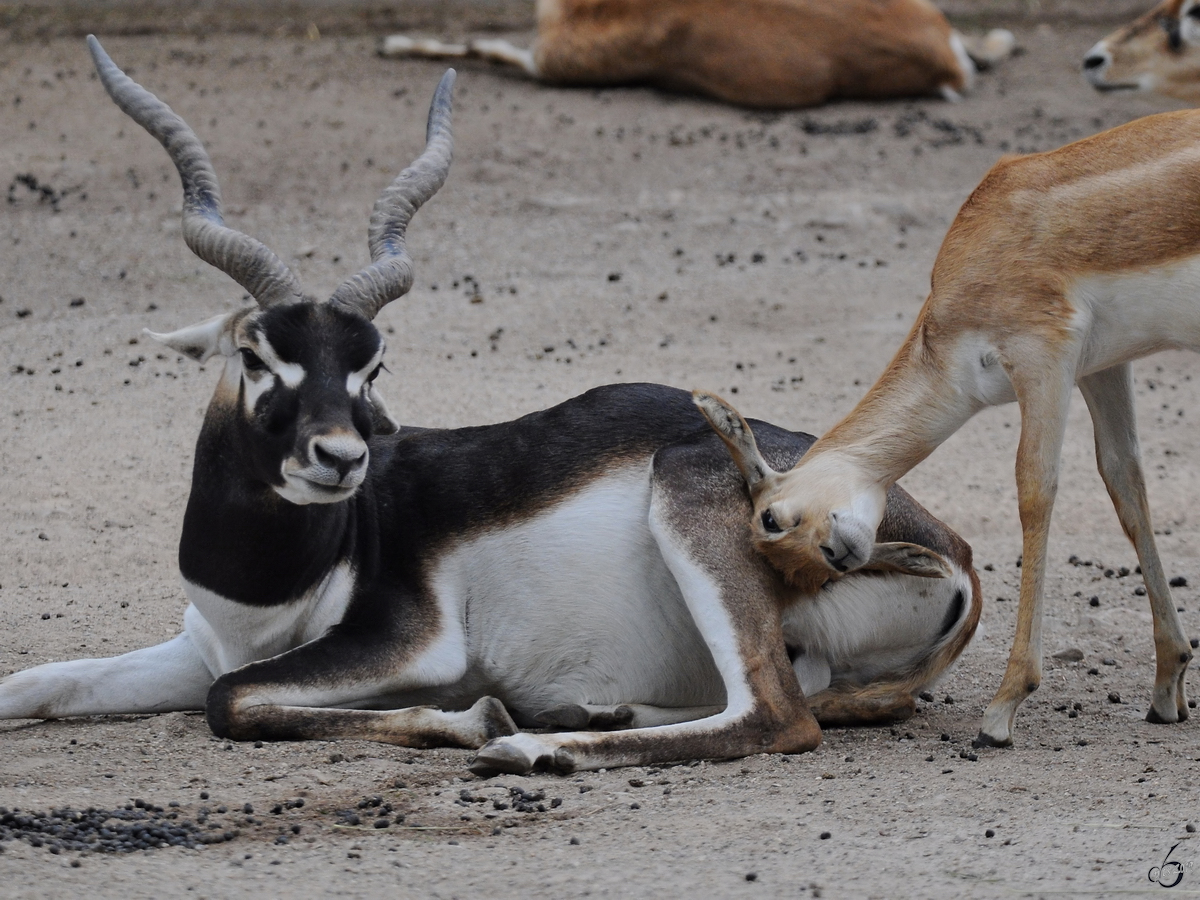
[{"x1": 274, "y1": 475, "x2": 358, "y2": 505}]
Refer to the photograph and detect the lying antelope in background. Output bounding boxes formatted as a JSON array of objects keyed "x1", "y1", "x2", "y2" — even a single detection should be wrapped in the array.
[
  {"x1": 732, "y1": 109, "x2": 1200, "y2": 749},
  {"x1": 0, "y1": 37, "x2": 983, "y2": 776},
  {"x1": 380, "y1": 0, "x2": 1014, "y2": 108},
  {"x1": 1084, "y1": 0, "x2": 1200, "y2": 101}
]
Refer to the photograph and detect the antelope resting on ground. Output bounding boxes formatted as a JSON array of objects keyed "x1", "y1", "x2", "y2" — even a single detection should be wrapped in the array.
[
  {"x1": 1084, "y1": 0, "x2": 1200, "y2": 101},
  {"x1": 379, "y1": 0, "x2": 1014, "y2": 108},
  {"x1": 0, "y1": 37, "x2": 982, "y2": 775},
  {"x1": 734, "y1": 109, "x2": 1200, "y2": 749}
]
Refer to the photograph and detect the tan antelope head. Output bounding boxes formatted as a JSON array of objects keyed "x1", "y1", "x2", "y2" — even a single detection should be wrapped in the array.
[{"x1": 1084, "y1": 0, "x2": 1200, "y2": 100}]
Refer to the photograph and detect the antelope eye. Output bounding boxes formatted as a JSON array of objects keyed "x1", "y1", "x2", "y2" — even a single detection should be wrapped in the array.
[
  {"x1": 240, "y1": 348, "x2": 268, "y2": 373},
  {"x1": 1189, "y1": 5, "x2": 1200, "y2": 19},
  {"x1": 761, "y1": 509, "x2": 783, "y2": 533},
  {"x1": 367, "y1": 363, "x2": 383, "y2": 384}
]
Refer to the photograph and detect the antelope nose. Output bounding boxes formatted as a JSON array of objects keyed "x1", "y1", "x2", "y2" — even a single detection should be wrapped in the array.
[
  {"x1": 1082, "y1": 54, "x2": 1106, "y2": 71},
  {"x1": 312, "y1": 434, "x2": 368, "y2": 479}
]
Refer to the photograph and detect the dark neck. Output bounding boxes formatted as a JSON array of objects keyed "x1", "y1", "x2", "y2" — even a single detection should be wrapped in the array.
[{"x1": 178, "y1": 415, "x2": 358, "y2": 606}]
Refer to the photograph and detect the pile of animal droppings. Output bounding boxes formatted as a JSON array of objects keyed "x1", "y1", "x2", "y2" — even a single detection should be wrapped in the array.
[{"x1": 0, "y1": 800, "x2": 238, "y2": 854}]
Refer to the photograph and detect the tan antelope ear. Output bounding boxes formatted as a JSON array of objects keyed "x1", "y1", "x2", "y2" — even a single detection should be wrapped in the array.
[
  {"x1": 693, "y1": 390, "x2": 779, "y2": 494},
  {"x1": 144, "y1": 312, "x2": 238, "y2": 363},
  {"x1": 862, "y1": 542, "x2": 952, "y2": 579}
]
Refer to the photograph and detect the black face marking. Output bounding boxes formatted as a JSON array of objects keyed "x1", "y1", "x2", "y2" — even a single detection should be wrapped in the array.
[
  {"x1": 1162, "y1": 14, "x2": 1184, "y2": 52},
  {"x1": 240, "y1": 347, "x2": 268, "y2": 373}
]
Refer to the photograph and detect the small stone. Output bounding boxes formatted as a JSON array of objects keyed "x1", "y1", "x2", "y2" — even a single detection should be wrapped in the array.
[
  {"x1": 1135, "y1": 587, "x2": 1147, "y2": 596},
  {"x1": 745, "y1": 873, "x2": 758, "y2": 882},
  {"x1": 819, "y1": 832, "x2": 831, "y2": 840},
  {"x1": 1108, "y1": 692, "x2": 1122, "y2": 704},
  {"x1": 985, "y1": 829, "x2": 995, "y2": 838},
  {"x1": 373, "y1": 818, "x2": 390, "y2": 829},
  {"x1": 919, "y1": 691, "x2": 934, "y2": 702},
  {"x1": 569, "y1": 837, "x2": 580, "y2": 845},
  {"x1": 1187, "y1": 824, "x2": 1196, "y2": 833},
  {"x1": 940, "y1": 733, "x2": 950, "y2": 742},
  {"x1": 943, "y1": 695, "x2": 955, "y2": 704},
  {"x1": 630, "y1": 802, "x2": 640, "y2": 810},
  {"x1": 1171, "y1": 576, "x2": 1188, "y2": 588},
  {"x1": 1052, "y1": 648, "x2": 1084, "y2": 662},
  {"x1": 1102, "y1": 658, "x2": 1117, "y2": 666},
  {"x1": 243, "y1": 804, "x2": 253, "y2": 814},
  {"x1": 1088, "y1": 667, "x2": 1100, "y2": 676},
  {"x1": 1089, "y1": 597, "x2": 1100, "y2": 608}
]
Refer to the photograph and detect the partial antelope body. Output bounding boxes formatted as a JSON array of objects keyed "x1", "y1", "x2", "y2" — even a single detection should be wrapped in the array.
[
  {"x1": 737, "y1": 108, "x2": 1200, "y2": 748},
  {"x1": 0, "y1": 38, "x2": 983, "y2": 775},
  {"x1": 1084, "y1": 0, "x2": 1200, "y2": 101},
  {"x1": 380, "y1": 0, "x2": 1014, "y2": 108}
]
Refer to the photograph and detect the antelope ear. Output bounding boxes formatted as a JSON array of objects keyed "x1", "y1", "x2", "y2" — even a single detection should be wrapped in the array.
[
  {"x1": 144, "y1": 312, "x2": 238, "y2": 362},
  {"x1": 693, "y1": 390, "x2": 779, "y2": 494},
  {"x1": 862, "y1": 542, "x2": 952, "y2": 579},
  {"x1": 367, "y1": 384, "x2": 400, "y2": 435}
]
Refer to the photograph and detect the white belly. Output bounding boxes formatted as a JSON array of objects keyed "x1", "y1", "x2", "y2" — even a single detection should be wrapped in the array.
[
  {"x1": 1073, "y1": 257, "x2": 1200, "y2": 376},
  {"x1": 424, "y1": 465, "x2": 724, "y2": 716}
]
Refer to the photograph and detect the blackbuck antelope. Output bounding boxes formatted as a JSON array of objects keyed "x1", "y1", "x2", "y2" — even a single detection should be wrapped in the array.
[
  {"x1": 1084, "y1": 0, "x2": 1200, "y2": 101},
  {"x1": 379, "y1": 0, "x2": 1014, "y2": 108},
  {"x1": 734, "y1": 109, "x2": 1200, "y2": 749},
  {"x1": 0, "y1": 37, "x2": 983, "y2": 775}
]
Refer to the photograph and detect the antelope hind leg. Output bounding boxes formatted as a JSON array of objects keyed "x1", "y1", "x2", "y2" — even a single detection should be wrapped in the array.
[
  {"x1": 1081, "y1": 365, "x2": 1191, "y2": 723},
  {"x1": 807, "y1": 684, "x2": 916, "y2": 728},
  {"x1": 470, "y1": 453, "x2": 820, "y2": 776},
  {"x1": 536, "y1": 703, "x2": 725, "y2": 730}
]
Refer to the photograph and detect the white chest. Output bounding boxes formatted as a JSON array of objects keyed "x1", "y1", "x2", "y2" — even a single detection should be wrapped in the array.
[{"x1": 182, "y1": 563, "x2": 355, "y2": 676}]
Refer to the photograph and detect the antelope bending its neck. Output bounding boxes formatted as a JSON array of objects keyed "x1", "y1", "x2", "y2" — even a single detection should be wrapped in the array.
[{"x1": 761, "y1": 107, "x2": 1200, "y2": 746}]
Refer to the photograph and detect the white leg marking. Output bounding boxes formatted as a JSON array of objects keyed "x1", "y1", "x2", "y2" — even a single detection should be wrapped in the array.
[{"x1": 0, "y1": 634, "x2": 213, "y2": 719}]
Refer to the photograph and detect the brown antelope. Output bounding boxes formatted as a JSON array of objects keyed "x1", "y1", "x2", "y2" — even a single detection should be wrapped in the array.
[
  {"x1": 0, "y1": 37, "x2": 983, "y2": 776},
  {"x1": 1084, "y1": 1, "x2": 1200, "y2": 101},
  {"x1": 723, "y1": 109, "x2": 1200, "y2": 749},
  {"x1": 380, "y1": 0, "x2": 1014, "y2": 108}
]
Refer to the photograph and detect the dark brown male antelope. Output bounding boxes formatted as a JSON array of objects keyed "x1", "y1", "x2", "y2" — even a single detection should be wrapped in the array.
[{"x1": 0, "y1": 37, "x2": 981, "y2": 775}]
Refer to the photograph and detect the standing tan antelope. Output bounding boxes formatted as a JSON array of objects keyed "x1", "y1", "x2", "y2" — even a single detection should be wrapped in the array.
[
  {"x1": 0, "y1": 37, "x2": 983, "y2": 775},
  {"x1": 729, "y1": 109, "x2": 1200, "y2": 748},
  {"x1": 380, "y1": 0, "x2": 1013, "y2": 108},
  {"x1": 1084, "y1": 0, "x2": 1200, "y2": 100}
]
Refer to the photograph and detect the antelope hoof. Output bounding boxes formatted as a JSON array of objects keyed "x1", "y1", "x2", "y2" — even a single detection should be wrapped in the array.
[
  {"x1": 971, "y1": 730, "x2": 1012, "y2": 749},
  {"x1": 474, "y1": 696, "x2": 519, "y2": 742},
  {"x1": 1145, "y1": 706, "x2": 1181, "y2": 725},
  {"x1": 535, "y1": 704, "x2": 590, "y2": 730},
  {"x1": 470, "y1": 734, "x2": 577, "y2": 777}
]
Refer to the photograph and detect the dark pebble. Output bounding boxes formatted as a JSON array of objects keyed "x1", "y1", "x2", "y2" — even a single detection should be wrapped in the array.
[
  {"x1": 745, "y1": 873, "x2": 758, "y2": 882},
  {"x1": 985, "y1": 829, "x2": 995, "y2": 838},
  {"x1": 1188, "y1": 824, "x2": 1196, "y2": 833},
  {"x1": 630, "y1": 803, "x2": 640, "y2": 810},
  {"x1": 1088, "y1": 668, "x2": 1100, "y2": 676},
  {"x1": 570, "y1": 837, "x2": 580, "y2": 845},
  {"x1": 1171, "y1": 576, "x2": 1188, "y2": 587},
  {"x1": 1108, "y1": 692, "x2": 1122, "y2": 704},
  {"x1": 242, "y1": 804, "x2": 253, "y2": 815},
  {"x1": 943, "y1": 695, "x2": 955, "y2": 704},
  {"x1": 819, "y1": 832, "x2": 831, "y2": 840},
  {"x1": 940, "y1": 733, "x2": 950, "y2": 742},
  {"x1": 373, "y1": 818, "x2": 390, "y2": 829},
  {"x1": 919, "y1": 691, "x2": 934, "y2": 702},
  {"x1": 1089, "y1": 596, "x2": 1100, "y2": 607}
]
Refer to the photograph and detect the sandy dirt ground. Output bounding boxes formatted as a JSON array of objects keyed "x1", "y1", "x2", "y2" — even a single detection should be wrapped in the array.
[{"x1": 4, "y1": 22, "x2": 1200, "y2": 899}]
